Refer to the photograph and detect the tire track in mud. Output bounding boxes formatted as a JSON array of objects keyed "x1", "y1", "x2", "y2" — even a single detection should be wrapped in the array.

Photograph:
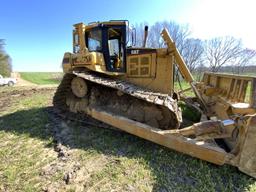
[{"x1": 41, "y1": 107, "x2": 117, "y2": 192}]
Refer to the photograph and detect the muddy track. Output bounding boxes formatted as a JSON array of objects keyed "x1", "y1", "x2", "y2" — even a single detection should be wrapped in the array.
[
  {"x1": 41, "y1": 107, "x2": 81, "y2": 191},
  {"x1": 54, "y1": 72, "x2": 182, "y2": 130},
  {"x1": 41, "y1": 106, "x2": 119, "y2": 191}
]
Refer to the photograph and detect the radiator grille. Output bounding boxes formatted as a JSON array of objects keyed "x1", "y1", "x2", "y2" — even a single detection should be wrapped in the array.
[{"x1": 128, "y1": 55, "x2": 151, "y2": 77}]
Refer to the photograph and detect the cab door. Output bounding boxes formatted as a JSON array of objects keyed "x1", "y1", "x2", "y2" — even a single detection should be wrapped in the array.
[{"x1": 103, "y1": 26, "x2": 126, "y2": 73}]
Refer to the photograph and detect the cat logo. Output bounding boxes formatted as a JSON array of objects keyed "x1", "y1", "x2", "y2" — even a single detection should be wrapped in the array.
[{"x1": 131, "y1": 50, "x2": 139, "y2": 54}]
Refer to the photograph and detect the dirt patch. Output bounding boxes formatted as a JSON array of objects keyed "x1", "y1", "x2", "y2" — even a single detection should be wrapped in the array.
[
  {"x1": 10, "y1": 72, "x2": 59, "y2": 87},
  {"x1": 16, "y1": 77, "x2": 36, "y2": 86},
  {"x1": 11, "y1": 72, "x2": 36, "y2": 86},
  {"x1": 40, "y1": 108, "x2": 115, "y2": 192},
  {"x1": 0, "y1": 87, "x2": 56, "y2": 115},
  {"x1": 0, "y1": 87, "x2": 55, "y2": 100}
]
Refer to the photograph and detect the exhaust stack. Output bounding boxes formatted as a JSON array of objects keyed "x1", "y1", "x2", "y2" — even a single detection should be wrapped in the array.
[{"x1": 143, "y1": 26, "x2": 148, "y2": 48}]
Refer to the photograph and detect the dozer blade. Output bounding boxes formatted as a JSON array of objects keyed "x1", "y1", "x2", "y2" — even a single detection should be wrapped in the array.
[
  {"x1": 87, "y1": 107, "x2": 228, "y2": 165},
  {"x1": 86, "y1": 107, "x2": 256, "y2": 179},
  {"x1": 236, "y1": 115, "x2": 256, "y2": 178}
]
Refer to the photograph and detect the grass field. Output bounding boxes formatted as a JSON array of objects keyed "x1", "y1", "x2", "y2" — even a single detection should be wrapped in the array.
[
  {"x1": 0, "y1": 86, "x2": 256, "y2": 191},
  {"x1": 19, "y1": 72, "x2": 63, "y2": 85}
]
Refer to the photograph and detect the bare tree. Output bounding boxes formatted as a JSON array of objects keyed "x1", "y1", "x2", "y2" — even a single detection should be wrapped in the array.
[
  {"x1": 231, "y1": 48, "x2": 256, "y2": 74},
  {"x1": 134, "y1": 20, "x2": 191, "y2": 54},
  {"x1": 165, "y1": 21, "x2": 190, "y2": 55},
  {"x1": 204, "y1": 36, "x2": 242, "y2": 72},
  {"x1": 146, "y1": 21, "x2": 190, "y2": 52},
  {"x1": 146, "y1": 21, "x2": 163, "y2": 48},
  {"x1": 182, "y1": 38, "x2": 204, "y2": 73}
]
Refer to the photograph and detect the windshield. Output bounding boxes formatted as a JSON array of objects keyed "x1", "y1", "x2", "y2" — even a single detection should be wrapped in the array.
[{"x1": 87, "y1": 29, "x2": 102, "y2": 52}]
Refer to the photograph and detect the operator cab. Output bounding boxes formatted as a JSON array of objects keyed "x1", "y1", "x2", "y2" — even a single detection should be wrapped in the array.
[{"x1": 85, "y1": 21, "x2": 128, "y2": 73}]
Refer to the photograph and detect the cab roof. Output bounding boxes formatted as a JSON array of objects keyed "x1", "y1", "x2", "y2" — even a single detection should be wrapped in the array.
[{"x1": 73, "y1": 20, "x2": 128, "y2": 31}]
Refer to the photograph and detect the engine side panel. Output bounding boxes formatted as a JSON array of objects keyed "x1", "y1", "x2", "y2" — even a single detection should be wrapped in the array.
[{"x1": 124, "y1": 49, "x2": 174, "y2": 94}]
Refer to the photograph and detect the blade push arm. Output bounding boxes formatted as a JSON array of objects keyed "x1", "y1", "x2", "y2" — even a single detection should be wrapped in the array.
[{"x1": 161, "y1": 28, "x2": 194, "y2": 83}]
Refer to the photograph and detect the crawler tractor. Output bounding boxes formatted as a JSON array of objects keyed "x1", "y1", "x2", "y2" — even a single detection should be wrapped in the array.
[{"x1": 53, "y1": 20, "x2": 256, "y2": 178}]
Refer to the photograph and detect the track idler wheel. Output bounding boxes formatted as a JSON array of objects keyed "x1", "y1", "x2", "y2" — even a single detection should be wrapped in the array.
[{"x1": 71, "y1": 77, "x2": 88, "y2": 98}]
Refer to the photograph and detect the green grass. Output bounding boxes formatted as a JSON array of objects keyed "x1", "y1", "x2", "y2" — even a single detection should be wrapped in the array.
[
  {"x1": 20, "y1": 72, "x2": 63, "y2": 85},
  {"x1": 0, "y1": 88, "x2": 56, "y2": 191},
  {"x1": 174, "y1": 80, "x2": 195, "y2": 97},
  {"x1": 0, "y1": 86, "x2": 256, "y2": 191}
]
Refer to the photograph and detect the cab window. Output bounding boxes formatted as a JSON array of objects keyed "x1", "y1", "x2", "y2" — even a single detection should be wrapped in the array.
[
  {"x1": 88, "y1": 29, "x2": 102, "y2": 52},
  {"x1": 108, "y1": 39, "x2": 119, "y2": 57},
  {"x1": 108, "y1": 28, "x2": 123, "y2": 70}
]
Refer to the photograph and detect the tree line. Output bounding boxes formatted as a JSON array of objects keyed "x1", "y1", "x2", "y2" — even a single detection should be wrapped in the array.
[
  {"x1": 134, "y1": 21, "x2": 256, "y2": 75},
  {"x1": 0, "y1": 39, "x2": 12, "y2": 77}
]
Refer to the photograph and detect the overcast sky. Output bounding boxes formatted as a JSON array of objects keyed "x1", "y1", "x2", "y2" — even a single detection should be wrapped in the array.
[{"x1": 0, "y1": 0, "x2": 255, "y2": 72}]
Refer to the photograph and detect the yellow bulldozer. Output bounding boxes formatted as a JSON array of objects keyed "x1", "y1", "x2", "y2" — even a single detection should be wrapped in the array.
[{"x1": 53, "y1": 20, "x2": 256, "y2": 178}]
